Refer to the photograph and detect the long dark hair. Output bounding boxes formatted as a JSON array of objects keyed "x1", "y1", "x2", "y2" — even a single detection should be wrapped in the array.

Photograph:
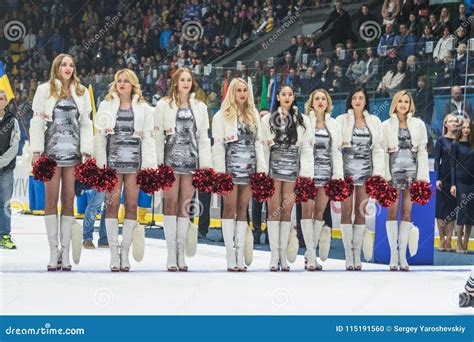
[
  {"x1": 346, "y1": 86, "x2": 371, "y2": 112},
  {"x1": 270, "y1": 85, "x2": 305, "y2": 145},
  {"x1": 455, "y1": 119, "x2": 474, "y2": 148}
]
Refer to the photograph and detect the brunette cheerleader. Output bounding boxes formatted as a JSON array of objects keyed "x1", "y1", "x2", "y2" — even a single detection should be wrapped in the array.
[
  {"x1": 260, "y1": 85, "x2": 314, "y2": 271},
  {"x1": 382, "y1": 90, "x2": 429, "y2": 271},
  {"x1": 434, "y1": 114, "x2": 458, "y2": 252},
  {"x1": 212, "y1": 78, "x2": 267, "y2": 272},
  {"x1": 31, "y1": 53, "x2": 93, "y2": 271},
  {"x1": 336, "y1": 87, "x2": 385, "y2": 271},
  {"x1": 301, "y1": 89, "x2": 343, "y2": 271},
  {"x1": 94, "y1": 69, "x2": 156, "y2": 272},
  {"x1": 154, "y1": 67, "x2": 212, "y2": 272}
]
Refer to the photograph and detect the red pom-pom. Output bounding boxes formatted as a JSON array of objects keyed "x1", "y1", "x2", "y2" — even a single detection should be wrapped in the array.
[
  {"x1": 213, "y1": 173, "x2": 234, "y2": 195},
  {"x1": 251, "y1": 172, "x2": 275, "y2": 202},
  {"x1": 409, "y1": 180, "x2": 432, "y2": 205},
  {"x1": 74, "y1": 158, "x2": 100, "y2": 187},
  {"x1": 192, "y1": 168, "x2": 216, "y2": 193},
  {"x1": 136, "y1": 168, "x2": 161, "y2": 194},
  {"x1": 324, "y1": 176, "x2": 354, "y2": 202},
  {"x1": 376, "y1": 182, "x2": 398, "y2": 207},
  {"x1": 295, "y1": 177, "x2": 318, "y2": 203},
  {"x1": 93, "y1": 167, "x2": 118, "y2": 193},
  {"x1": 32, "y1": 155, "x2": 57, "y2": 182},
  {"x1": 365, "y1": 175, "x2": 386, "y2": 198},
  {"x1": 157, "y1": 164, "x2": 176, "y2": 191}
]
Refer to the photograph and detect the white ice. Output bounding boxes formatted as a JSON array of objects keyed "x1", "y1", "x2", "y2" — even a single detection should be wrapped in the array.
[{"x1": 0, "y1": 214, "x2": 472, "y2": 315}]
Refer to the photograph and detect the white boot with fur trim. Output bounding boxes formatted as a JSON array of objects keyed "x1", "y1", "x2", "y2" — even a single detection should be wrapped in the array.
[
  {"x1": 279, "y1": 221, "x2": 292, "y2": 272},
  {"x1": 60, "y1": 216, "x2": 74, "y2": 271},
  {"x1": 399, "y1": 221, "x2": 411, "y2": 271},
  {"x1": 105, "y1": 218, "x2": 120, "y2": 272},
  {"x1": 163, "y1": 215, "x2": 178, "y2": 272},
  {"x1": 267, "y1": 221, "x2": 280, "y2": 271},
  {"x1": 235, "y1": 221, "x2": 248, "y2": 272},
  {"x1": 221, "y1": 219, "x2": 238, "y2": 272},
  {"x1": 352, "y1": 224, "x2": 365, "y2": 271},
  {"x1": 301, "y1": 219, "x2": 317, "y2": 271},
  {"x1": 176, "y1": 217, "x2": 189, "y2": 271},
  {"x1": 120, "y1": 219, "x2": 135, "y2": 272},
  {"x1": 45, "y1": 214, "x2": 59, "y2": 271},
  {"x1": 340, "y1": 224, "x2": 354, "y2": 271},
  {"x1": 386, "y1": 220, "x2": 399, "y2": 271}
]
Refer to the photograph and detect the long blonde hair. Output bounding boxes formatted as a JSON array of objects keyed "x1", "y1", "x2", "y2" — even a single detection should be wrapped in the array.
[
  {"x1": 105, "y1": 68, "x2": 145, "y2": 102},
  {"x1": 48, "y1": 54, "x2": 85, "y2": 98},
  {"x1": 389, "y1": 90, "x2": 416, "y2": 116},
  {"x1": 166, "y1": 67, "x2": 199, "y2": 107},
  {"x1": 220, "y1": 78, "x2": 257, "y2": 131},
  {"x1": 443, "y1": 113, "x2": 459, "y2": 135},
  {"x1": 304, "y1": 88, "x2": 333, "y2": 116}
]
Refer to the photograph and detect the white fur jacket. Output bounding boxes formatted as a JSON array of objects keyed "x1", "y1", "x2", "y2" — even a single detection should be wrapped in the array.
[
  {"x1": 93, "y1": 94, "x2": 157, "y2": 169},
  {"x1": 259, "y1": 108, "x2": 314, "y2": 178},
  {"x1": 336, "y1": 109, "x2": 385, "y2": 178},
  {"x1": 307, "y1": 111, "x2": 344, "y2": 180},
  {"x1": 153, "y1": 94, "x2": 212, "y2": 168},
  {"x1": 30, "y1": 80, "x2": 93, "y2": 155},
  {"x1": 212, "y1": 108, "x2": 267, "y2": 174},
  {"x1": 381, "y1": 112, "x2": 429, "y2": 182}
]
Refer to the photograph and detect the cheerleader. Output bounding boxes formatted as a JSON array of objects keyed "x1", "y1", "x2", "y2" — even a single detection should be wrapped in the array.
[
  {"x1": 94, "y1": 69, "x2": 156, "y2": 272},
  {"x1": 154, "y1": 67, "x2": 212, "y2": 272},
  {"x1": 382, "y1": 90, "x2": 429, "y2": 271},
  {"x1": 31, "y1": 54, "x2": 93, "y2": 271},
  {"x1": 336, "y1": 87, "x2": 384, "y2": 271},
  {"x1": 301, "y1": 89, "x2": 343, "y2": 271},
  {"x1": 450, "y1": 120, "x2": 473, "y2": 253},
  {"x1": 434, "y1": 114, "x2": 458, "y2": 252},
  {"x1": 260, "y1": 85, "x2": 314, "y2": 271},
  {"x1": 212, "y1": 78, "x2": 267, "y2": 272}
]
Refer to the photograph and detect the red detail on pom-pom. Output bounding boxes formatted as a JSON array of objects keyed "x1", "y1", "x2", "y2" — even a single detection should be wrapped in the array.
[
  {"x1": 324, "y1": 176, "x2": 354, "y2": 202},
  {"x1": 213, "y1": 173, "x2": 234, "y2": 195},
  {"x1": 32, "y1": 155, "x2": 57, "y2": 182},
  {"x1": 156, "y1": 164, "x2": 176, "y2": 191},
  {"x1": 74, "y1": 158, "x2": 100, "y2": 187},
  {"x1": 364, "y1": 175, "x2": 398, "y2": 207},
  {"x1": 365, "y1": 175, "x2": 386, "y2": 198},
  {"x1": 410, "y1": 180, "x2": 432, "y2": 205},
  {"x1": 295, "y1": 177, "x2": 318, "y2": 203},
  {"x1": 93, "y1": 167, "x2": 118, "y2": 193},
  {"x1": 136, "y1": 168, "x2": 161, "y2": 194},
  {"x1": 251, "y1": 172, "x2": 275, "y2": 202},
  {"x1": 192, "y1": 168, "x2": 216, "y2": 193}
]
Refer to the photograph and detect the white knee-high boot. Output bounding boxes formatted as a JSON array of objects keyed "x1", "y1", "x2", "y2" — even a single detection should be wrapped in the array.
[
  {"x1": 60, "y1": 216, "x2": 74, "y2": 271},
  {"x1": 315, "y1": 220, "x2": 329, "y2": 264},
  {"x1": 352, "y1": 224, "x2": 365, "y2": 271},
  {"x1": 120, "y1": 219, "x2": 135, "y2": 272},
  {"x1": 399, "y1": 221, "x2": 411, "y2": 271},
  {"x1": 221, "y1": 219, "x2": 238, "y2": 271},
  {"x1": 235, "y1": 221, "x2": 248, "y2": 271},
  {"x1": 45, "y1": 214, "x2": 59, "y2": 271},
  {"x1": 386, "y1": 220, "x2": 399, "y2": 270},
  {"x1": 340, "y1": 224, "x2": 354, "y2": 270},
  {"x1": 105, "y1": 218, "x2": 120, "y2": 272},
  {"x1": 301, "y1": 219, "x2": 317, "y2": 271},
  {"x1": 267, "y1": 221, "x2": 280, "y2": 271},
  {"x1": 163, "y1": 215, "x2": 178, "y2": 271},
  {"x1": 279, "y1": 221, "x2": 292, "y2": 271},
  {"x1": 177, "y1": 217, "x2": 189, "y2": 271}
]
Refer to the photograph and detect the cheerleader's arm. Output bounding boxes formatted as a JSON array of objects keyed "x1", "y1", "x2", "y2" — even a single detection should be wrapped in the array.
[
  {"x1": 141, "y1": 104, "x2": 157, "y2": 169},
  {"x1": 211, "y1": 111, "x2": 226, "y2": 173},
  {"x1": 416, "y1": 121, "x2": 430, "y2": 182}
]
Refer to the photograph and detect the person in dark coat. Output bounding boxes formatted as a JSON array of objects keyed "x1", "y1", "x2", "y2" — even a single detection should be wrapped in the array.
[
  {"x1": 444, "y1": 86, "x2": 473, "y2": 123},
  {"x1": 319, "y1": 0, "x2": 353, "y2": 48},
  {"x1": 413, "y1": 75, "x2": 434, "y2": 125}
]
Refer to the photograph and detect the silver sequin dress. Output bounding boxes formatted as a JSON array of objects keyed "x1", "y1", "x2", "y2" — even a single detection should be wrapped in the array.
[
  {"x1": 107, "y1": 108, "x2": 141, "y2": 174},
  {"x1": 164, "y1": 107, "x2": 198, "y2": 174},
  {"x1": 390, "y1": 128, "x2": 417, "y2": 189},
  {"x1": 225, "y1": 121, "x2": 256, "y2": 185},
  {"x1": 44, "y1": 97, "x2": 81, "y2": 167},
  {"x1": 342, "y1": 126, "x2": 372, "y2": 186},
  {"x1": 269, "y1": 127, "x2": 300, "y2": 182},
  {"x1": 313, "y1": 127, "x2": 332, "y2": 186}
]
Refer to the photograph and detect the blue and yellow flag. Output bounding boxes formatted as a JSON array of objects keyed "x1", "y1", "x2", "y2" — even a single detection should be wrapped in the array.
[
  {"x1": 88, "y1": 84, "x2": 96, "y2": 134},
  {"x1": 0, "y1": 62, "x2": 14, "y2": 103}
]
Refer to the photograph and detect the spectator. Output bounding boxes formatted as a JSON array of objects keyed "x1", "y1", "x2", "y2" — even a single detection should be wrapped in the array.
[
  {"x1": 346, "y1": 50, "x2": 366, "y2": 85},
  {"x1": 407, "y1": 12, "x2": 419, "y2": 36},
  {"x1": 311, "y1": 47, "x2": 325, "y2": 74},
  {"x1": 438, "y1": 7, "x2": 452, "y2": 35},
  {"x1": 413, "y1": 75, "x2": 434, "y2": 125},
  {"x1": 381, "y1": 0, "x2": 400, "y2": 26},
  {"x1": 433, "y1": 26, "x2": 455, "y2": 64},
  {"x1": 23, "y1": 27, "x2": 36, "y2": 51},
  {"x1": 393, "y1": 23, "x2": 417, "y2": 61},
  {"x1": 455, "y1": 43, "x2": 468, "y2": 79},
  {"x1": 319, "y1": 0, "x2": 353, "y2": 47},
  {"x1": 300, "y1": 67, "x2": 318, "y2": 94},
  {"x1": 416, "y1": 25, "x2": 437, "y2": 61},
  {"x1": 357, "y1": 46, "x2": 379, "y2": 88},
  {"x1": 319, "y1": 57, "x2": 334, "y2": 89},
  {"x1": 452, "y1": 3, "x2": 469, "y2": 33},
  {"x1": 329, "y1": 64, "x2": 347, "y2": 93},
  {"x1": 436, "y1": 52, "x2": 461, "y2": 87},
  {"x1": 429, "y1": 13, "x2": 443, "y2": 38},
  {"x1": 377, "y1": 23, "x2": 396, "y2": 59},
  {"x1": 358, "y1": 4, "x2": 378, "y2": 33},
  {"x1": 444, "y1": 86, "x2": 473, "y2": 122},
  {"x1": 403, "y1": 55, "x2": 421, "y2": 89},
  {"x1": 377, "y1": 60, "x2": 406, "y2": 96}
]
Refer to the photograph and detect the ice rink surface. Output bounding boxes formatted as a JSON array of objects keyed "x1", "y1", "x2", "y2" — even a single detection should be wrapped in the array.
[{"x1": 1, "y1": 215, "x2": 472, "y2": 316}]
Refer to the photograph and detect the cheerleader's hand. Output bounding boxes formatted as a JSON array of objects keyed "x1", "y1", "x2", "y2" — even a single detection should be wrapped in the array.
[
  {"x1": 436, "y1": 180, "x2": 442, "y2": 191},
  {"x1": 450, "y1": 185, "x2": 456, "y2": 197},
  {"x1": 32, "y1": 153, "x2": 40, "y2": 167},
  {"x1": 83, "y1": 154, "x2": 91, "y2": 162}
]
